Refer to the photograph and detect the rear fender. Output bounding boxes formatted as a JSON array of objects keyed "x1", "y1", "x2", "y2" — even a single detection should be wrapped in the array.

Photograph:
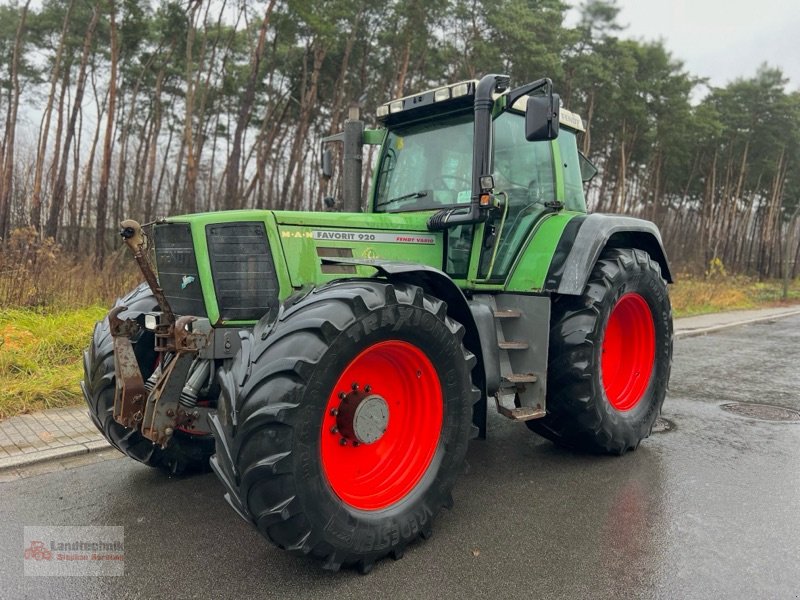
[{"x1": 545, "y1": 214, "x2": 673, "y2": 295}]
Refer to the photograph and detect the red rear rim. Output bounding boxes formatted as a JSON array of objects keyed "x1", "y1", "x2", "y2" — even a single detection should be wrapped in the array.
[
  {"x1": 601, "y1": 293, "x2": 656, "y2": 411},
  {"x1": 320, "y1": 340, "x2": 443, "y2": 511}
]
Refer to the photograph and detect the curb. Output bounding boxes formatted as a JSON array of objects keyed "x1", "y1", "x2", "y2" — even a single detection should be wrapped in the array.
[
  {"x1": 0, "y1": 439, "x2": 112, "y2": 474},
  {"x1": 674, "y1": 308, "x2": 800, "y2": 339}
]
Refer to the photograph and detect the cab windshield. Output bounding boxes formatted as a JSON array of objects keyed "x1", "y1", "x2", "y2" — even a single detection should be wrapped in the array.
[{"x1": 374, "y1": 113, "x2": 473, "y2": 213}]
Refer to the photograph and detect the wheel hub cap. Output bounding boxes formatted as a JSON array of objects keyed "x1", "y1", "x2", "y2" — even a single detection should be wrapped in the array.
[{"x1": 336, "y1": 389, "x2": 390, "y2": 445}]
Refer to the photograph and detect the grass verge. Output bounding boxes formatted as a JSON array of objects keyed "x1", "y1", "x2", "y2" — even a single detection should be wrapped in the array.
[
  {"x1": 670, "y1": 276, "x2": 800, "y2": 317},
  {"x1": 0, "y1": 306, "x2": 107, "y2": 419}
]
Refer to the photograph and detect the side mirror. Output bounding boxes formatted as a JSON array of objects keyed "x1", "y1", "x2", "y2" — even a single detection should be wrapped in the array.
[
  {"x1": 321, "y1": 148, "x2": 333, "y2": 178},
  {"x1": 525, "y1": 94, "x2": 560, "y2": 141}
]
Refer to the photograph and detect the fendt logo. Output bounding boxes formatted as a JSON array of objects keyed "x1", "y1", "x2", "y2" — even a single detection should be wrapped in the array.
[{"x1": 23, "y1": 541, "x2": 53, "y2": 561}]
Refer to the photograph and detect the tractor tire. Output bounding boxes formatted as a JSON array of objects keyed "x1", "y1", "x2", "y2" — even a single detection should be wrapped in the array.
[
  {"x1": 82, "y1": 283, "x2": 215, "y2": 475},
  {"x1": 528, "y1": 248, "x2": 672, "y2": 454},
  {"x1": 210, "y1": 281, "x2": 479, "y2": 573}
]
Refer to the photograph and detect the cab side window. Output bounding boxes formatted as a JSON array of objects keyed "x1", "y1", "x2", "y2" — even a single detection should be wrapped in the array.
[{"x1": 557, "y1": 129, "x2": 588, "y2": 212}]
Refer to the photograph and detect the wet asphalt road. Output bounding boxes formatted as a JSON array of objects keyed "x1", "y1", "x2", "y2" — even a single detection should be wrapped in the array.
[{"x1": 2, "y1": 315, "x2": 800, "y2": 599}]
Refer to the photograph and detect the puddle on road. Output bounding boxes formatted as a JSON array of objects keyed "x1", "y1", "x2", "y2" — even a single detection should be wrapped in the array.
[{"x1": 720, "y1": 402, "x2": 800, "y2": 422}]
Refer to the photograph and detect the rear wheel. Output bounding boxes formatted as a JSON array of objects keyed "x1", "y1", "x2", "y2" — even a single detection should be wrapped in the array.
[
  {"x1": 528, "y1": 248, "x2": 672, "y2": 454},
  {"x1": 210, "y1": 281, "x2": 478, "y2": 572},
  {"x1": 82, "y1": 283, "x2": 215, "y2": 474}
]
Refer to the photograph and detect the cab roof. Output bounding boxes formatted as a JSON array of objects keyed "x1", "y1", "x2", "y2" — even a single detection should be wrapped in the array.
[{"x1": 376, "y1": 79, "x2": 585, "y2": 132}]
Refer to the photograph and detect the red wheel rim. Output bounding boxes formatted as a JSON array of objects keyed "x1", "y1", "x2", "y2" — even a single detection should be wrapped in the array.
[
  {"x1": 601, "y1": 293, "x2": 656, "y2": 411},
  {"x1": 320, "y1": 340, "x2": 443, "y2": 510}
]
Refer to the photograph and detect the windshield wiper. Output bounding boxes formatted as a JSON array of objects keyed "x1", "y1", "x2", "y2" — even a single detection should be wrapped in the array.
[{"x1": 375, "y1": 190, "x2": 429, "y2": 208}]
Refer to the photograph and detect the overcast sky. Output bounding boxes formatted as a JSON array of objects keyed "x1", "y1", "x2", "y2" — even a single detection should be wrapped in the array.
[{"x1": 568, "y1": 0, "x2": 800, "y2": 93}]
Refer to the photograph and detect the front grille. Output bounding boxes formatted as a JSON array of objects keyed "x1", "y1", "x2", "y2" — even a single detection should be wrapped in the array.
[
  {"x1": 206, "y1": 222, "x2": 279, "y2": 321},
  {"x1": 153, "y1": 223, "x2": 207, "y2": 317}
]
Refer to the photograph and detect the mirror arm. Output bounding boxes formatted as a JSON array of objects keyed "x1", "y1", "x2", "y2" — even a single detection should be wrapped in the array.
[{"x1": 505, "y1": 78, "x2": 552, "y2": 111}]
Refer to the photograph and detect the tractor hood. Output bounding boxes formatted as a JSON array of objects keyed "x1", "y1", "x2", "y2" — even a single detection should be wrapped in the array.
[
  {"x1": 271, "y1": 210, "x2": 445, "y2": 289},
  {"x1": 155, "y1": 209, "x2": 445, "y2": 325}
]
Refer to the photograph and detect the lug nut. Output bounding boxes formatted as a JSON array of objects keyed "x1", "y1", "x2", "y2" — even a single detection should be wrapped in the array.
[
  {"x1": 338, "y1": 392, "x2": 346, "y2": 400},
  {"x1": 330, "y1": 426, "x2": 338, "y2": 434},
  {"x1": 364, "y1": 385, "x2": 371, "y2": 393},
  {"x1": 351, "y1": 382, "x2": 359, "y2": 391},
  {"x1": 330, "y1": 408, "x2": 339, "y2": 416},
  {"x1": 340, "y1": 438, "x2": 348, "y2": 446}
]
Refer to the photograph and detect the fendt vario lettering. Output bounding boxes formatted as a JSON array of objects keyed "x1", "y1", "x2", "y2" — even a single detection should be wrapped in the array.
[{"x1": 83, "y1": 74, "x2": 673, "y2": 573}]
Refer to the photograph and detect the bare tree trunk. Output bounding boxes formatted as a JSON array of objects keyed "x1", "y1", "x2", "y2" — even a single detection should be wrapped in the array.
[
  {"x1": 155, "y1": 125, "x2": 175, "y2": 216},
  {"x1": 144, "y1": 66, "x2": 167, "y2": 223},
  {"x1": 283, "y1": 43, "x2": 327, "y2": 206},
  {"x1": 224, "y1": 0, "x2": 277, "y2": 210},
  {"x1": 394, "y1": 37, "x2": 411, "y2": 96},
  {"x1": 30, "y1": 0, "x2": 74, "y2": 233},
  {"x1": 47, "y1": 66, "x2": 70, "y2": 234},
  {"x1": 95, "y1": 0, "x2": 118, "y2": 264},
  {"x1": 781, "y1": 206, "x2": 799, "y2": 299},
  {"x1": 46, "y1": 4, "x2": 100, "y2": 240},
  {"x1": 329, "y1": 15, "x2": 361, "y2": 133},
  {"x1": 78, "y1": 78, "x2": 107, "y2": 253},
  {"x1": 0, "y1": 1, "x2": 31, "y2": 240},
  {"x1": 181, "y1": 3, "x2": 202, "y2": 214},
  {"x1": 170, "y1": 133, "x2": 186, "y2": 214},
  {"x1": 67, "y1": 99, "x2": 83, "y2": 248}
]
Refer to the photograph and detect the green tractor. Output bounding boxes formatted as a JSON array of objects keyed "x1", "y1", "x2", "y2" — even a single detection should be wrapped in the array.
[{"x1": 82, "y1": 74, "x2": 673, "y2": 573}]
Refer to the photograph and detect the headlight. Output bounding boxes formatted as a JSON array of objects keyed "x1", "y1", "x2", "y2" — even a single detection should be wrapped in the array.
[{"x1": 433, "y1": 87, "x2": 450, "y2": 102}]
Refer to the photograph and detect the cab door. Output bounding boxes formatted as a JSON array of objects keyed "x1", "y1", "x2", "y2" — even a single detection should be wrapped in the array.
[{"x1": 473, "y1": 111, "x2": 558, "y2": 283}]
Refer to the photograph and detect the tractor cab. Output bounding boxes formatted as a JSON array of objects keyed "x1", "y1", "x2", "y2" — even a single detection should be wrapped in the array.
[{"x1": 323, "y1": 74, "x2": 594, "y2": 285}]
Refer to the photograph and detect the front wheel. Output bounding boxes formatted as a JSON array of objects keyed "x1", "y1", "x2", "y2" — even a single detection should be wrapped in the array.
[
  {"x1": 528, "y1": 248, "x2": 673, "y2": 454},
  {"x1": 210, "y1": 281, "x2": 478, "y2": 572},
  {"x1": 82, "y1": 284, "x2": 215, "y2": 474}
]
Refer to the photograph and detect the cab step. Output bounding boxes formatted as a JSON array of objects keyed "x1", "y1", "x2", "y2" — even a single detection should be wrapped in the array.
[
  {"x1": 498, "y1": 341, "x2": 528, "y2": 351},
  {"x1": 493, "y1": 308, "x2": 522, "y2": 319},
  {"x1": 494, "y1": 397, "x2": 547, "y2": 421},
  {"x1": 501, "y1": 373, "x2": 538, "y2": 385}
]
